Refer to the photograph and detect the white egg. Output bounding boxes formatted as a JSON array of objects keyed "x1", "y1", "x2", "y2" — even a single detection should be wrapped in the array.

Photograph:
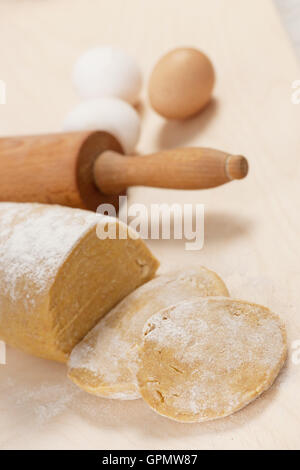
[
  {"x1": 62, "y1": 97, "x2": 141, "y2": 154},
  {"x1": 72, "y1": 46, "x2": 142, "y2": 104}
]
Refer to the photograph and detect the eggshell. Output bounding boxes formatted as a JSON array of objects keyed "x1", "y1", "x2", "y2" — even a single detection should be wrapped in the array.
[
  {"x1": 62, "y1": 97, "x2": 141, "y2": 154},
  {"x1": 72, "y1": 46, "x2": 142, "y2": 105},
  {"x1": 148, "y1": 47, "x2": 215, "y2": 119}
]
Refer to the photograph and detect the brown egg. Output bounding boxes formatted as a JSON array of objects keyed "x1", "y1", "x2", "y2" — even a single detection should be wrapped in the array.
[{"x1": 148, "y1": 47, "x2": 215, "y2": 120}]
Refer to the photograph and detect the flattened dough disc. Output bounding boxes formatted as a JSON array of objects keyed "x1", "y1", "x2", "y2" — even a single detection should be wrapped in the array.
[
  {"x1": 68, "y1": 267, "x2": 229, "y2": 399},
  {"x1": 137, "y1": 297, "x2": 287, "y2": 422}
]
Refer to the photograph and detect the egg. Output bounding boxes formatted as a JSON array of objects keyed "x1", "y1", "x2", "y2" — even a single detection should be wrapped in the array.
[
  {"x1": 62, "y1": 97, "x2": 141, "y2": 154},
  {"x1": 72, "y1": 46, "x2": 142, "y2": 105},
  {"x1": 148, "y1": 47, "x2": 215, "y2": 119}
]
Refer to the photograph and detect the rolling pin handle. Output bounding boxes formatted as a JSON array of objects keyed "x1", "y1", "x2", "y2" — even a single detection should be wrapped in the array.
[
  {"x1": 93, "y1": 148, "x2": 248, "y2": 195},
  {"x1": 225, "y1": 155, "x2": 248, "y2": 181}
]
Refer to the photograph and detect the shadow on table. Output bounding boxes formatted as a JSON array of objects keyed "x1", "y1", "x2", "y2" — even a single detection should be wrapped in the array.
[
  {"x1": 140, "y1": 209, "x2": 253, "y2": 251},
  {"x1": 155, "y1": 98, "x2": 219, "y2": 150},
  {"x1": 204, "y1": 210, "x2": 253, "y2": 245}
]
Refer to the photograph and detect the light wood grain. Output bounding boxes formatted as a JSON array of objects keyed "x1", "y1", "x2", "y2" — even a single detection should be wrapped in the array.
[
  {"x1": 94, "y1": 148, "x2": 247, "y2": 194},
  {"x1": 0, "y1": 131, "x2": 123, "y2": 211},
  {"x1": 0, "y1": 0, "x2": 299, "y2": 450}
]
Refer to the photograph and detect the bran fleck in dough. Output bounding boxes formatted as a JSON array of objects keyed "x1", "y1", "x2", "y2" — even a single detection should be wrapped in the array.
[
  {"x1": 137, "y1": 297, "x2": 287, "y2": 422},
  {"x1": 68, "y1": 267, "x2": 229, "y2": 399}
]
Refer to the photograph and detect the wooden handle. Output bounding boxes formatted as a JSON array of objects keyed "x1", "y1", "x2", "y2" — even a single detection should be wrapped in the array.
[{"x1": 94, "y1": 147, "x2": 248, "y2": 194}]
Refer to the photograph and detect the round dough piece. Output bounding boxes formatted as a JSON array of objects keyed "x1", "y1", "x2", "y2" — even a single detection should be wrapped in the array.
[
  {"x1": 68, "y1": 267, "x2": 229, "y2": 399},
  {"x1": 0, "y1": 203, "x2": 158, "y2": 363},
  {"x1": 137, "y1": 297, "x2": 287, "y2": 422}
]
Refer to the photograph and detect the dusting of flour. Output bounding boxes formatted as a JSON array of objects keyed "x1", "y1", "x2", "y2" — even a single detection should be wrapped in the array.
[
  {"x1": 138, "y1": 297, "x2": 287, "y2": 421},
  {"x1": 0, "y1": 203, "x2": 101, "y2": 306}
]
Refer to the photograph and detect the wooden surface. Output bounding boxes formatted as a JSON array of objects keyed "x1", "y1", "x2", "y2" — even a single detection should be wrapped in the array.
[{"x1": 0, "y1": 0, "x2": 300, "y2": 450}]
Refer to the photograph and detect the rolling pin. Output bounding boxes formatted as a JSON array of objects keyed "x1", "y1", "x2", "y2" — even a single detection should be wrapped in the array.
[{"x1": 0, "y1": 131, "x2": 248, "y2": 211}]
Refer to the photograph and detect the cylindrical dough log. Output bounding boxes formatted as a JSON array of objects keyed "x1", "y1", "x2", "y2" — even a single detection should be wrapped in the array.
[{"x1": 0, "y1": 203, "x2": 159, "y2": 362}]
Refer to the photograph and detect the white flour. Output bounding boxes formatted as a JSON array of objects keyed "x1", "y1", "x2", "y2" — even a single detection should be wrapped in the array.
[{"x1": 0, "y1": 203, "x2": 100, "y2": 307}]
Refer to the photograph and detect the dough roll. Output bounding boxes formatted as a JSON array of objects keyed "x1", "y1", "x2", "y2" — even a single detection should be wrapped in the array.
[{"x1": 0, "y1": 203, "x2": 158, "y2": 363}]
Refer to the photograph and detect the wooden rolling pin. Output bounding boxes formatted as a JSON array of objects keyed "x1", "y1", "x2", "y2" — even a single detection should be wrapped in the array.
[{"x1": 0, "y1": 131, "x2": 248, "y2": 211}]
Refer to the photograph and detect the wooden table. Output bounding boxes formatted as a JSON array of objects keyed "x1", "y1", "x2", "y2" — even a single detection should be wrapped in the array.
[{"x1": 0, "y1": 0, "x2": 299, "y2": 450}]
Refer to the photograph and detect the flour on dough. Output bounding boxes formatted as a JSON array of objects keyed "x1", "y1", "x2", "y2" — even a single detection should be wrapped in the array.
[
  {"x1": 137, "y1": 297, "x2": 287, "y2": 422},
  {"x1": 0, "y1": 202, "x2": 158, "y2": 362}
]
